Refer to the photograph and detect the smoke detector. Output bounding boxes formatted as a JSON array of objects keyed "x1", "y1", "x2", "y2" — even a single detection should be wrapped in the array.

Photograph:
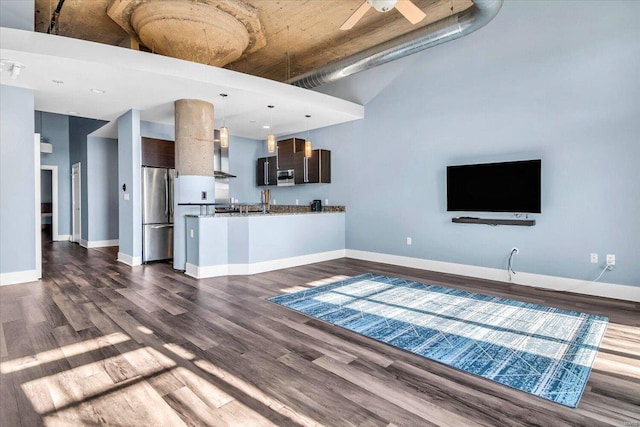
[{"x1": 0, "y1": 60, "x2": 26, "y2": 79}]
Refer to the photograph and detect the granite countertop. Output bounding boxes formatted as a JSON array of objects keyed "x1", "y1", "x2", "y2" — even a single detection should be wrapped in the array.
[{"x1": 185, "y1": 204, "x2": 345, "y2": 218}]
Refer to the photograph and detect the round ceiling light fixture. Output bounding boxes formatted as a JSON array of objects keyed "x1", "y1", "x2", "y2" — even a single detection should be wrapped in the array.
[{"x1": 369, "y1": 0, "x2": 397, "y2": 13}]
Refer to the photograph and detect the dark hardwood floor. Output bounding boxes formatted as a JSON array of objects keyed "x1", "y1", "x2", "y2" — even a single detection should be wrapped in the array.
[{"x1": 1, "y1": 239, "x2": 638, "y2": 426}]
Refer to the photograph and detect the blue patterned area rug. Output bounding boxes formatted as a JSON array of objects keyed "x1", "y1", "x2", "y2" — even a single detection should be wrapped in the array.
[{"x1": 269, "y1": 273, "x2": 608, "y2": 408}]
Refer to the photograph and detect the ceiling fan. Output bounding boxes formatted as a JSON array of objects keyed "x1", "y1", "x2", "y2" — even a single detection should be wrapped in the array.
[{"x1": 340, "y1": 0, "x2": 427, "y2": 30}]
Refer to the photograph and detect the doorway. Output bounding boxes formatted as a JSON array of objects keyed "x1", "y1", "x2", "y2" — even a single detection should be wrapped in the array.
[
  {"x1": 40, "y1": 165, "x2": 59, "y2": 242},
  {"x1": 71, "y1": 162, "x2": 81, "y2": 243},
  {"x1": 41, "y1": 169, "x2": 53, "y2": 242}
]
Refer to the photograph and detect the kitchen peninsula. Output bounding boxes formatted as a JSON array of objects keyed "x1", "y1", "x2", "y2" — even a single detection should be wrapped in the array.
[{"x1": 184, "y1": 205, "x2": 346, "y2": 279}]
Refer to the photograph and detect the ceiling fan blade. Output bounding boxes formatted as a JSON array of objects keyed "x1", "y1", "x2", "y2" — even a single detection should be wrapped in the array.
[
  {"x1": 340, "y1": 1, "x2": 372, "y2": 30},
  {"x1": 395, "y1": 0, "x2": 426, "y2": 25}
]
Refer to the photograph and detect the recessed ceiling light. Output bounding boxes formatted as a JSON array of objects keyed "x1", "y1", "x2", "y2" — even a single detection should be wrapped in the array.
[
  {"x1": 90, "y1": 88, "x2": 106, "y2": 94},
  {"x1": 52, "y1": 80, "x2": 64, "y2": 84},
  {"x1": 262, "y1": 125, "x2": 270, "y2": 129}
]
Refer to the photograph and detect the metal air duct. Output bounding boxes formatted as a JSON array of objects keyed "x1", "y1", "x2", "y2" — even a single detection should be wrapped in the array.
[{"x1": 288, "y1": 0, "x2": 503, "y2": 89}]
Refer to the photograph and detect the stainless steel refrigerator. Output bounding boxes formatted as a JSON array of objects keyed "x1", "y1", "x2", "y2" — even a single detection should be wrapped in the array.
[{"x1": 142, "y1": 166, "x2": 175, "y2": 262}]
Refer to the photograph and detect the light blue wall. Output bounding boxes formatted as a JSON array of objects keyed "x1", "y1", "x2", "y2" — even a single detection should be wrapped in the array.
[
  {"x1": 69, "y1": 116, "x2": 107, "y2": 242},
  {"x1": 141, "y1": 120, "x2": 175, "y2": 140},
  {"x1": 261, "y1": 1, "x2": 640, "y2": 286},
  {"x1": 228, "y1": 135, "x2": 262, "y2": 202},
  {"x1": 173, "y1": 175, "x2": 215, "y2": 270},
  {"x1": 243, "y1": 213, "x2": 345, "y2": 263},
  {"x1": 0, "y1": 0, "x2": 33, "y2": 30},
  {"x1": 37, "y1": 111, "x2": 71, "y2": 236},
  {"x1": 87, "y1": 136, "x2": 119, "y2": 242},
  {"x1": 117, "y1": 109, "x2": 142, "y2": 260},
  {"x1": 0, "y1": 85, "x2": 35, "y2": 274},
  {"x1": 186, "y1": 213, "x2": 345, "y2": 268}
]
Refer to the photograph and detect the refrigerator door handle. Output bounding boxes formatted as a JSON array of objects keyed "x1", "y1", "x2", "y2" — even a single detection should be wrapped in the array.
[
  {"x1": 150, "y1": 224, "x2": 173, "y2": 229},
  {"x1": 165, "y1": 172, "x2": 169, "y2": 218},
  {"x1": 168, "y1": 170, "x2": 174, "y2": 222}
]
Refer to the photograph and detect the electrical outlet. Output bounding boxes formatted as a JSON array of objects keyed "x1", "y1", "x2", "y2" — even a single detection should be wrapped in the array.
[
  {"x1": 295, "y1": 199, "x2": 299, "y2": 205},
  {"x1": 123, "y1": 193, "x2": 129, "y2": 201},
  {"x1": 590, "y1": 253, "x2": 598, "y2": 264},
  {"x1": 189, "y1": 229, "x2": 194, "y2": 238},
  {"x1": 406, "y1": 237, "x2": 412, "y2": 245},
  {"x1": 606, "y1": 254, "x2": 615, "y2": 266}
]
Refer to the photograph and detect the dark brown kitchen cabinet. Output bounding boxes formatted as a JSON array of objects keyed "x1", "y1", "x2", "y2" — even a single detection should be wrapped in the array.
[
  {"x1": 294, "y1": 149, "x2": 331, "y2": 184},
  {"x1": 256, "y1": 156, "x2": 277, "y2": 186},
  {"x1": 142, "y1": 137, "x2": 174, "y2": 168},
  {"x1": 277, "y1": 138, "x2": 305, "y2": 171}
]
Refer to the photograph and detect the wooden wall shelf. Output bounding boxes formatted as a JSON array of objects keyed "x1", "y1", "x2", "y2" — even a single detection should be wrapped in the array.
[{"x1": 452, "y1": 217, "x2": 536, "y2": 226}]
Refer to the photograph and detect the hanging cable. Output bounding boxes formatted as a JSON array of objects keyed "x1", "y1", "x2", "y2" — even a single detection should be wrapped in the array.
[
  {"x1": 592, "y1": 264, "x2": 613, "y2": 282},
  {"x1": 507, "y1": 248, "x2": 519, "y2": 281}
]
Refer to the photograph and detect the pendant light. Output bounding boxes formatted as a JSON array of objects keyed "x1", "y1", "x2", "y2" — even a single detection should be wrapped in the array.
[
  {"x1": 219, "y1": 93, "x2": 229, "y2": 148},
  {"x1": 266, "y1": 105, "x2": 276, "y2": 153},
  {"x1": 304, "y1": 114, "x2": 312, "y2": 158}
]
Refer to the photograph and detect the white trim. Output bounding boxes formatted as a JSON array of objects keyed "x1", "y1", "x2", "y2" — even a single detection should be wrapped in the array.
[
  {"x1": 40, "y1": 165, "x2": 59, "y2": 241},
  {"x1": 185, "y1": 250, "x2": 346, "y2": 279},
  {"x1": 71, "y1": 162, "x2": 81, "y2": 243},
  {"x1": 1, "y1": 269, "x2": 39, "y2": 286},
  {"x1": 345, "y1": 250, "x2": 640, "y2": 303},
  {"x1": 34, "y1": 134, "x2": 41, "y2": 280},
  {"x1": 54, "y1": 234, "x2": 71, "y2": 242},
  {"x1": 82, "y1": 239, "x2": 119, "y2": 248},
  {"x1": 117, "y1": 252, "x2": 142, "y2": 266}
]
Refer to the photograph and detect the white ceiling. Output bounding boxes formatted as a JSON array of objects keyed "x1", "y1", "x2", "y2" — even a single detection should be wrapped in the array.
[{"x1": 0, "y1": 27, "x2": 364, "y2": 140}]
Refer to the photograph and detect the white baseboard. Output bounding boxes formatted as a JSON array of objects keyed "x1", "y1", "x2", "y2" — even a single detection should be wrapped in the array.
[
  {"x1": 185, "y1": 250, "x2": 346, "y2": 279},
  {"x1": 0, "y1": 269, "x2": 40, "y2": 286},
  {"x1": 117, "y1": 252, "x2": 142, "y2": 266},
  {"x1": 54, "y1": 234, "x2": 71, "y2": 242},
  {"x1": 82, "y1": 239, "x2": 118, "y2": 248},
  {"x1": 345, "y1": 250, "x2": 640, "y2": 303}
]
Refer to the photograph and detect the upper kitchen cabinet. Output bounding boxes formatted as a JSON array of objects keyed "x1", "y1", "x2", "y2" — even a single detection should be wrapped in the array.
[
  {"x1": 142, "y1": 137, "x2": 174, "y2": 168},
  {"x1": 257, "y1": 156, "x2": 277, "y2": 186},
  {"x1": 294, "y1": 149, "x2": 331, "y2": 184},
  {"x1": 277, "y1": 138, "x2": 305, "y2": 171}
]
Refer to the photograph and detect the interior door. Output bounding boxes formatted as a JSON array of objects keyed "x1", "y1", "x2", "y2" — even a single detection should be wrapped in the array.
[{"x1": 71, "y1": 162, "x2": 81, "y2": 242}]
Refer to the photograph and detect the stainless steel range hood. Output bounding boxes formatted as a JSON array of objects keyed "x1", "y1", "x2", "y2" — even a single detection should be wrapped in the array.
[
  {"x1": 214, "y1": 170, "x2": 236, "y2": 178},
  {"x1": 213, "y1": 129, "x2": 235, "y2": 177},
  {"x1": 213, "y1": 129, "x2": 235, "y2": 202}
]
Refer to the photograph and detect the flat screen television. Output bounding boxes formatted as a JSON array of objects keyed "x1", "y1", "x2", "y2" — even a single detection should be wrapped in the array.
[{"x1": 447, "y1": 159, "x2": 541, "y2": 213}]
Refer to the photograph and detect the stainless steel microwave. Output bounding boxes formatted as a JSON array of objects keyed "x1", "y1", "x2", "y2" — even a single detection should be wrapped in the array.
[{"x1": 277, "y1": 169, "x2": 295, "y2": 186}]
